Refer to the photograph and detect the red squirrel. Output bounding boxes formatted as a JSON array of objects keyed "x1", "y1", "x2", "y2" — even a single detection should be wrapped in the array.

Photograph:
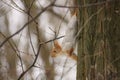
[{"x1": 50, "y1": 40, "x2": 77, "y2": 61}]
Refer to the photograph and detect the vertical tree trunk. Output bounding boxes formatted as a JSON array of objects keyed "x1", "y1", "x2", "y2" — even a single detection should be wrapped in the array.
[
  {"x1": 77, "y1": 0, "x2": 90, "y2": 80},
  {"x1": 77, "y1": 0, "x2": 120, "y2": 80},
  {"x1": 106, "y1": 0, "x2": 120, "y2": 79}
]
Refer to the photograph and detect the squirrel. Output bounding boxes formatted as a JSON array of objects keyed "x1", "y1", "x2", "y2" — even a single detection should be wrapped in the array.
[{"x1": 50, "y1": 40, "x2": 77, "y2": 61}]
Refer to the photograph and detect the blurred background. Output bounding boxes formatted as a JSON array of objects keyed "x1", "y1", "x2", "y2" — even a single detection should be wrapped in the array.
[
  {"x1": 0, "y1": 0, "x2": 77, "y2": 80},
  {"x1": 0, "y1": 0, "x2": 120, "y2": 80}
]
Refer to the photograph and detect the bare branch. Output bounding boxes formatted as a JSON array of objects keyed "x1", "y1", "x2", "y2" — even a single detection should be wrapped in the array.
[
  {"x1": 18, "y1": 35, "x2": 64, "y2": 80},
  {"x1": 0, "y1": 0, "x2": 56, "y2": 48}
]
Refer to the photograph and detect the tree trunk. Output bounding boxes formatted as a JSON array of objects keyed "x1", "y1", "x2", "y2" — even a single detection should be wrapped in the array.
[{"x1": 77, "y1": 0, "x2": 120, "y2": 80}]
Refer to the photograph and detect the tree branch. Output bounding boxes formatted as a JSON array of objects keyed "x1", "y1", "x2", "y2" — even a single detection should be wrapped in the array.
[
  {"x1": 0, "y1": 0, "x2": 55, "y2": 48},
  {"x1": 17, "y1": 36, "x2": 64, "y2": 80}
]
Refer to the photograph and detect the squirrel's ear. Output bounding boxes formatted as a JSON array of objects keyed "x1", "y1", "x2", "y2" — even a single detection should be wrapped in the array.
[
  {"x1": 66, "y1": 48, "x2": 78, "y2": 61},
  {"x1": 66, "y1": 48, "x2": 74, "y2": 56},
  {"x1": 54, "y1": 40, "x2": 62, "y2": 50}
]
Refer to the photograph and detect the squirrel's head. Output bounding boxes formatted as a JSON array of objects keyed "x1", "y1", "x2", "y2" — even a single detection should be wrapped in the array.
[
  {"x1": 50, "y1": 40, "x2": 62, "y2": 57},
  {"x1": 50, "y1": 40, "x2": 77, "y2": 61}
]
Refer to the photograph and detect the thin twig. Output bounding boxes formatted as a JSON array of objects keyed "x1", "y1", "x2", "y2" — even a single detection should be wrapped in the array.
[
  {"x1": 27, "y1": 5, "x2": 37, "y2": 56},
  {"x1": 39, "y1": 36, "x2": 64, "y2": 45},
  {"x1": 29, "y1": 0, "x2": 36, "y2": 10},
  {"x1": 11, "y1": 0, "x2": 25, "y2": 12}
]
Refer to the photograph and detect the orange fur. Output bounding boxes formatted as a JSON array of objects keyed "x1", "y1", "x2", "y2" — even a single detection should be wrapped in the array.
[
  {"x1": 66, "y1": 48, "x2": 77, "y2": 61},
  {"x1": 50, "y1": 40, "x2": 62, "y2": 57},
  {"x1": 70, "y1": 53, "x2": 78, "y2": 61},
  {"x1": 50, "y1": 41, "x2": 77, "y2": 61}
]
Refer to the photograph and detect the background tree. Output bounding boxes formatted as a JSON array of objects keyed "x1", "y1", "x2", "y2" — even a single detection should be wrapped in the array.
[{"x1": 77, "y1": 0, "x2": 120, "y2": 80}]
